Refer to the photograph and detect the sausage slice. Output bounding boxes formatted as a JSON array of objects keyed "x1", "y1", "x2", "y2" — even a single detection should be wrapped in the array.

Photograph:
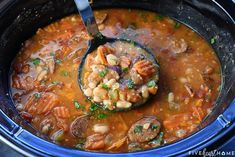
[
  {"x1": 128, "y1": 116, "x2": 161, "y2": 142},
  {"x1": 70, "y1": 115, "x2": 89, "y2": 138}
]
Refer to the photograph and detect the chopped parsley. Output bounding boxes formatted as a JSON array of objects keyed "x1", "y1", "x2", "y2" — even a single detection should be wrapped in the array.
[
  {"x1": 75, "y1": 139, "x2": 85, "y2": 150},
  {"x1": 147, "y1": 80, "x2": 156, "y2": 87},
  {"x1": 174, "y1": 22, "x2": 181, "y2": 29},
  {"x1": 99, "y1": 69, "x2": 108, "y2": 77},
  {"x1": 148, "y1": 132, "x2": 164, "y2": 146},
  {"x1": 74, "y1": 100, "x2": 81, "y2": 109},
  {"x1": 155, "y1": 14, "x2": 164, "y2": 21},
  {"x1": 210, "y1": 37, "x2": 216, "y2": 44},
  {"x1": 134, "y1": 125, "x2": 143, "y2": 134},
  {"x1": 55, "y1": 59, "x2": 62, "y2": 64},
  {"x1": 127, "y1": 79, "x2": 134, "y2": 89},
  {"x1": 151, "y1": 124, "x2": 158, "y2": 130},
  {"x1": 52, "y1": 81, "x2": 60, "y2": 85},
  {"x1": 122, "y1": 67, "x2": 129, "y2": 73},
  {"x1": 89, "y1": 102, "x2": 98, "y2": 112},
  {"x1": 75, "y1": 143, "x2": 84, "y2": 150},
  {"x1": 31, "y1": 58, "x2": 40, "y2": 65},
  {"x1": 34, "y1": 92, "x2": 41, "y2": 98},
  {"x1": 50, "y1": 52, "x2": 55, "y2": 56},
  {"x1": 60, "y1": 70, "x2": 70, "y2": 77},
  {"x1": 102, "y1": 84, "x2": 110, "y2": 90},
  {"x1": 97, "y1": 113, "x2": 108, "y2": 119}
]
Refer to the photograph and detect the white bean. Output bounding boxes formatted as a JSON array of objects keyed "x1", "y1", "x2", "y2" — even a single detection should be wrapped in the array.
[
  {"x1": 103, "y1": 100, "x2": 112, "y2": 109},
  {"x1": 116, "y1": 100, "x2": 132, "y2": 109},
  {"x1": 16, "y1": 103, "x2": 24, "y2": 111},
  {"x1": 106, "y1": 54, "x2": 119, "y2": 66},
  {"x1": 93, "y1": 124, "x2": 109, "y2": 134},
  {"x1": 168, "y1": 92, "x2": 174, "y2": 103},
  {"x1": 93, "y1": 96, "x2": 102, "y2": 102},
  {"x1": 84, "y1": 88, "x2": 93, "y2": 97},
  {"x1": 141, "y1": 85, "x2": 149, "y2": 98},
  {"x1": 91, "y1": 65, "x2": 105, "y2": 72},
  {"x1": 88, "y1": 82, "x2": 97, "y2": 89},
  {"x1": 106, "y1": 79, "x2": 116, "y2": 88},
  {"x1": 112, "y1": 83, "x2": 120, "y2": 90},
  {"x1": 93, "y1": 87, "x2": 107, "y2": 98},
  {"x1": 37, "y1": 70, "x2": 48, "y2": 81}
]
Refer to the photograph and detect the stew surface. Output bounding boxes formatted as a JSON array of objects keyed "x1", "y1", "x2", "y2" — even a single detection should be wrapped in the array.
[{"x1": 11, "y1": 9, "x2": 221, "y2": 152}]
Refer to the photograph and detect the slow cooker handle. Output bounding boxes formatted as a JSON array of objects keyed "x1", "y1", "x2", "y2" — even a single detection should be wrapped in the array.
[
  {"x1": 0, "y1": 109, "x2": 19, "y2": 135},
  {"x1": 216, "y1": 68, "x2": 235, "y2": 128}
]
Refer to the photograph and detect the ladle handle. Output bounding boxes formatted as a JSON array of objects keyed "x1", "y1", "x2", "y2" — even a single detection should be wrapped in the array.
[{"x1": 74, "y1": 0, "x2": 100, "y2": 38}]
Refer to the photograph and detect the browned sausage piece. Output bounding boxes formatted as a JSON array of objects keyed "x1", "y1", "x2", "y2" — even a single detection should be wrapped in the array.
[
  {"x1": 127, "y1": 116, "x2": 161, "y2": 142},
  {"x1": 84, "y1": 133, "x2": 106, "y2": 150},
  {"x1": 70, "y1": 115, "x2": 89, "y2": 138}
]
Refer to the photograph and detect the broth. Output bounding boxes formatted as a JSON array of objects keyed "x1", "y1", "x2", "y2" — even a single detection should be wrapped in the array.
[{"x1": 11, "y1": 9, "x2": 221, "y2": 152}]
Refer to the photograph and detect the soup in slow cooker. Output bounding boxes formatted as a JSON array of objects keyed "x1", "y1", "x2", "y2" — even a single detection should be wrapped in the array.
[{"x1": 11, "y1": 9, "x2": 221, "y2": 152}]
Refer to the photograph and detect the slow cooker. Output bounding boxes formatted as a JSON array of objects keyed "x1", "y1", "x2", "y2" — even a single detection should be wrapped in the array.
[{"x1": 0, "y1": 0, "x2": 234, "y2": 156}]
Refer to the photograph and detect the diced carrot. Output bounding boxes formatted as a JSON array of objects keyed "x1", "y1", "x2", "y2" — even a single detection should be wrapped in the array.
[
  {"x1": 107, "y1": 136, "x2": 127, "y2": 150},
  {"x1": 53, "y1": 106, "x2": 70, "y2": 118},
  {"x1": 56, "y1": 119, "x2": 69, "y2": 131},
  {"x1": 97, "y1": 46, "x2": 108, "y2": 65},
  {"x1": 56, "y1": 30, "x2": 73, "y2": 40},
  {"x1": 195, "y1": 99, "x2": 203, "y2": 107},
  {"x1": 37, "y1": 93, "x2": 59, "y2": 114},
  {"x1": 85, "y1": 54, "x2": 94, "y2": 67},
  {"x1": 192, "y1": 106, "x2": 204, "y2": 121},
  {"x1": 25, "y1": 92, "x2": 59, "y2": 115},
  {"x1": 61, "y1": 46, "x2": 72, "y2": 55}
]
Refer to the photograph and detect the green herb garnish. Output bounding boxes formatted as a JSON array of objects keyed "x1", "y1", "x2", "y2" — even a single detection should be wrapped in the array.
[
  {"x1": 97, "y1": 113, "x2": 108, "y2": 119},
  {"x1": 102, "y1": 84, "x2": 110, "y2": 90},
  {"x1": 89, "y1": 103, "x2": 98, "y2": 112},
  {"x1": 31, "y1": 58, "x2": 40, "y2": 65},
  {"x1": 74, "y1": 100, "x2": 81, "y2": 109},
  {"x1": 134, "y1": 125, "x2": 143, "y2": 134},
  {"x1": 151, "y1": 124, "x2": 158, "y2": 130},
  {"x1": 127, "y1": 79, "x2": 134, "y2": 89},
  {"x1": 155, "y1": 14, "x2": 164, "y2": 21},
  {"x1": 148, "y1": 132, "x2": 164, "y2": 146},
  {"x1": 75, "y1": 144, "x2": 84, "y2": 150},
  {"x1": 122, "y1": 67, "x2": 129, "y2": 73},
  {"x1": 174, "y1": 22, "x2": 181, "y2": 29},
  {"x1": 52, "y1": 81, "x2": 60, "y2": 85},
  {"x1": 147, "y1": 80, "x2": 156, "y2": 87},
  {"x1": 55, "y1": 59, "x2": 62, "y2": 64},
  {"x1": 99, "y1": 69, "x2": 108, "y2": 77},
  {"x1": 60, "y1": 70, "x2": 69, "y2": 77},
  {"x1": 50, "y1": 52, "x2": 55, "y2": 56},
  {"x1": 34, "y1": 92, "x2": 41, "y2": 98},
  {"x1": 210, "y1": 37, "x2": 216, "y2": 44},
  {"x1": 75, "y1": 139, "x2": 85, "y2": 150}
]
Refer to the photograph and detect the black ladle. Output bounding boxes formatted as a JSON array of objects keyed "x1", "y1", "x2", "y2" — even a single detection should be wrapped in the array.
[{"x1": 75, "y1": 0, "x2": 159, "y2": 111}]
